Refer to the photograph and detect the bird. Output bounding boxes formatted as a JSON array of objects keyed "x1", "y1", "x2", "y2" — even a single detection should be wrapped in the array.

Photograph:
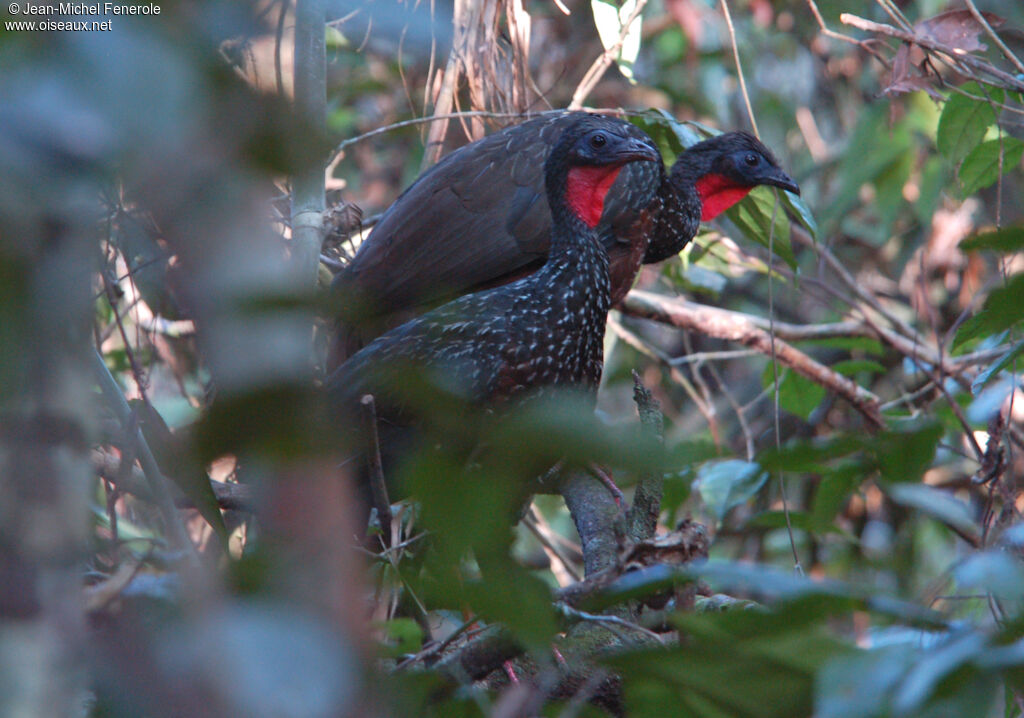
[
  {"x1": 328, "y1": 114, "x2": 660, "y2": 523},
  {"x1": 329, "y1": 111, "x2": 799, "y2": 365}
]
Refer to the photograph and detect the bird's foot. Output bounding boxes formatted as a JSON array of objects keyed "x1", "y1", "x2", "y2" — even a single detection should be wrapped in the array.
[
  {"x1": 503, "y1": 660, "x2": 520, "y2": 685},
  {"x1": 587, "y1": 463, "x2": 624, "y2": 507}
]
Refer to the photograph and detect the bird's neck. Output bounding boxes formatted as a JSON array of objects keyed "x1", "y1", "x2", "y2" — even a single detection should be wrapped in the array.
[
  {"x1": 535, "y1": 173, "x2": 612, "y2": 311},
  {"x1": 671, "y1": 155, "x2": 752, "y2": 221}
]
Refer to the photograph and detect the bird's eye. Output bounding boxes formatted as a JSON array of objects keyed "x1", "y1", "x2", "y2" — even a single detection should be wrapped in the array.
[
  {"x1": 744, "y1": 153, "x2": 759, "y2": 166},
  {"x1": 590, "y1": 133, "x2": 607, "y2": 148}
]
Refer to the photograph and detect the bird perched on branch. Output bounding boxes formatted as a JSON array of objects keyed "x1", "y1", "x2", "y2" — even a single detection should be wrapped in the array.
[
  {"x1": 328, "y1": 115, "x2": 660, "y2": 521},
  {"x1": 329, "y1": 111, "x2": 799, "y2": 365}
]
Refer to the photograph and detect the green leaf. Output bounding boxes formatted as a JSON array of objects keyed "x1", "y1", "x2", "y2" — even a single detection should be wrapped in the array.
[
  {"x1": 884, "y1": 483, "x2": 979, "y2": 543},
  {"x1": 747, "y1": 510, "x2": 822, "y2": 534},
  {"x1": 972, "y1": 338, "x2": 1024, "y2": 394},
  {"x1": 953, "y1": 274, "x2": 1024, "y2": 350},
  {"x1": 955, "y1": 551, "x2": 1024, "y2": 602},
  {"x1": 961, "y1": 226, "x2": 1024, "y2": 253},
  {"x1": 694, "y1": 460, "x2": 769, "y2": 523},
  {"x1": 831, "y1": 359, "x2": 887, "y2": 377},
  {"x1": 725, "y1": 185, "x2": 796, "y2": 268},
  {"x1": 781, "y1": 189, "x2": 818, "y2": 239},
  {"x1": 758, "y1": 434, "x2": 864, "y2": 474},
  {"x1": 958, "y1": 137, "x2": 1024, "y2": 197},
  {"x1": 811, "y1": 464, "x2": 863, "y2": 531},
  {"x1": 375, "y1": 618, "x2": 423, "y2": 658},
  {"x1": 937, "y1": 88, "x2": 997, "y2": 164},
  {"x1": 871, "y1": 418, "x2": 942, "y2": 483},
  {"x1": 763, "y1": 366, "x2": 826, "y2": 420},
  {"x1": 817, "y1": 645, "x2": 916, "y2": 718}
]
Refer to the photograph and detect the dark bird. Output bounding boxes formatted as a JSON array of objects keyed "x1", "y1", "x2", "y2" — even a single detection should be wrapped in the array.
[
  {"x1": 328, "y1": 115, "x2": 660, "y2": 519},
  {"x1": 330, "y1": 111, "x2": 799, "y2": 364}
]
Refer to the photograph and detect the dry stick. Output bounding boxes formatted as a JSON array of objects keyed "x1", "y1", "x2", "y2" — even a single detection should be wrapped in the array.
[
  {"x1": 874, "y1": 0, "x2": 914, "y2": 34},
  {"x1": 791, "y1": 226, "x2": 920, "y2": 343},
  {"x1": 839, "y1": 13, "x2": 1024, "y2": 93},
  {"x1": 805, "y1": 0, "x2": 893, "y2": 69},
  {"x1": 621, "y1": 290, "x2": 886, "y2": 430},
  {"x1": 568, "y1": 0, "x2": 648, "y2": 110},
  {"x1": 360, "y1": 394, "x2": 393, "y2": 543},
  {"x1": 627, "y1": 371, "x2": 664, "y2": 543},
  {"x1": 525, "y1": 510, "x2": 583, "y2": 584},
  {"x1": 719, "y1": 0, "x2": 758, "y2": 138}
]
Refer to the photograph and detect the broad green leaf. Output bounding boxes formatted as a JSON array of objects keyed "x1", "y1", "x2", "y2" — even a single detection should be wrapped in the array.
[
  {"x1": 831, "y1": 359, "x2": 887, "y2": 377},
  {"x1": 375, "y1": 618, "x2": 423, "y2": 658},
  {"x1": 956, "y1": 551, "x2": 1024, "y2": 602},
  {"x1": 937, "y1": 87, "x2": 997, "y2": 164},
  {"x1": 763, "y1": 365, "x2": 826, "y2": 420},
  {"x1": 961, "y1": 226, "x2": 1024, "y2": 253},
  {"x1": 884, "y1": 483, "x2": 979, "y2": 543},
  {"x1": 811, "y1": 464, "x2": 863, "y2": 531},
  {"x1": 725, "y1": 184, "x2": 796, "y2": 268},
  {"x1": 891, "y1": 631, "x2": 989, "y2": 714},
  {"x1": 694, "y1": 460, "x2": 769, "y2": 522},
  {"x1": 591, "y1": 0, "x2": 643, "y2": 83},
  {"x1": 958, "y1": 137, "x2": 1024, "y2": 197},
  {"x1": 758, "y1": 434, "x2": 864, "y2": 474},
  {"x1": 781, "y1": 188, "x2": 817, "y2": 238},
  {"x1": 872, "y1": 418, "x2": 942, "y2": 483},
  {"x1": 953, "y1": 273, "x2": 1024, "y2": 350},
  {"x1": 817, "y1": 645, "x2": 916, "y2": 718}
]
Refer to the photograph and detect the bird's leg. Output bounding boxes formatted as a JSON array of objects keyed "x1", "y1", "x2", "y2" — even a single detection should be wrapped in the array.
[
  {"x1": 503, "y1": 660, "x2": 520, "y2": 684},
  {"x1": 587, "y1": 463, "x2": 624, "y2": 507}
]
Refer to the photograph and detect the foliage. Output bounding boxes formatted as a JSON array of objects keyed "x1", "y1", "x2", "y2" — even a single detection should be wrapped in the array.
[{"x1": 3, "y1": 0, "x2": 1024, "y2": 717}]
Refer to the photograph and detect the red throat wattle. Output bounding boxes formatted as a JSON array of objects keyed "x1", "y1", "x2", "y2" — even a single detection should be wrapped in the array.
[
  {"x1": 696, "y1": 173, "x2": 752, "y2": 221},
  {"x1": 566, "y1": 165, "x2": 624, "y2": 228}
]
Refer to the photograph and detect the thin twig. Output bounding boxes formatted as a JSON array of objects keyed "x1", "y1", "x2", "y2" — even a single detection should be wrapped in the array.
[
  {"x1": 360, "y1": 394, "x2": 393, "y2": 545},
  {"x1": 840, "y1": 13, "x2": 1024, "y2": 93},
  {"x1": 719, "y1": 0, "x2": 758, "y2": 137},
  {"x1": 332, "y1": 110, "x2": 533, "y2": 158},
  {"x1": 557, "y1": 604, "x2": 666, "y2": 644},
  {"x1": 525, "y1": 509, "x2": 583, "y2": 583},
  {"x1": 963, "y1": 0, "x2": 1024, "y2": 76}
]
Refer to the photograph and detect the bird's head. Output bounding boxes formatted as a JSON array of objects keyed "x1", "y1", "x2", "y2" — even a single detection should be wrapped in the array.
[
  {"x1": 672, "y1": 131, "x2": 800, "y2": 221},
  {"x1": 548, "y1": 115, "x2": 660, "y2": 229}
]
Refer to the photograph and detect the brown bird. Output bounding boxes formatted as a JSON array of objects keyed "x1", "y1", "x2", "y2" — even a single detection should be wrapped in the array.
[
  {"x1": 330, "y1": 111, "x2": 799, "y2": 364},
  {"x1": 328, "y1": 115, "x2": 660, "y2": 516}
]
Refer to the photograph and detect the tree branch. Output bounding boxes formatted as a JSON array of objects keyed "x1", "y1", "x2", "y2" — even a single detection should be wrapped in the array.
[{"x1": 621, "y1": 290, "x2": 885, "y2": 430}]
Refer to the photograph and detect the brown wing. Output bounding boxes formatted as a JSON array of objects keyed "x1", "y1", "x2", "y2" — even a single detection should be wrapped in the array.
[{"x1": 337, "y1": 112, "x2": 583, "y2": 318}]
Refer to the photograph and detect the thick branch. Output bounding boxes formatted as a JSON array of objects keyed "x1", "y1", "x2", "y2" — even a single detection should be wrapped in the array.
[
  {"x1": 626, "y1": 372, "x2": 663, "y2": 542},
  {"x1": 291, "y1": 0, "x2": 327, "y2": 283},
  {"x1": 560, "y1": 472, "x2": 623, "y2": 577}
]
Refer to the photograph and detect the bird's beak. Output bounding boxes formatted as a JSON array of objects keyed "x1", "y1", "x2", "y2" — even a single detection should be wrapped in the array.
[
  {"x1": 761, "y1": 167, "x2": 801, "y2": 196},
  {"x1": 611, "y1": 137, "x2": 660, "y2": 164}
]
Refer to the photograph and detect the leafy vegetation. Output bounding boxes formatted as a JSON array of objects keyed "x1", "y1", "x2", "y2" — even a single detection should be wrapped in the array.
[{"x1": 2, "y1": 0, "x2": 1024, "y2": 716}]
